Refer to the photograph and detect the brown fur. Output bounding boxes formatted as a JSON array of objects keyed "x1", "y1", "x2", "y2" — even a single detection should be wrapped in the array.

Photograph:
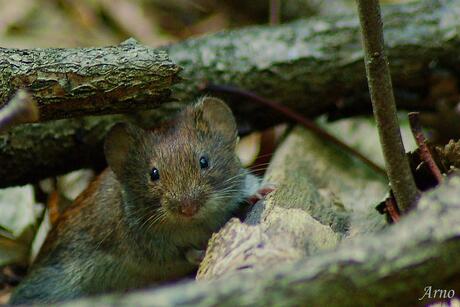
[{"x1": 10, "y1": 97, "x2": 259, "y2": 304}]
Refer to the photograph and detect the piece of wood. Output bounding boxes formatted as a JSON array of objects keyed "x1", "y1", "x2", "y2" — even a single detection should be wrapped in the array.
[{"x1": 0, "y1": 39, "x2": 180, "y2": 121}]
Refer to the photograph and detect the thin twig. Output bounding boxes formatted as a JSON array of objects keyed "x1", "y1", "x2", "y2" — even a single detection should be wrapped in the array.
[
  {"x1": 385, "y1": 193, "x2": 401, "y2": 223},
  {"x1": 203, "y1": 83, "x2": 387, "y2": 177},
  {"x1": 0, "y1": 90, "x2": 39, "y2": 133},
  {"x1": 408, "y1": 112, "x2": 443, "y2": 184},
  {"x1": 356, "y1": 0, "x2": 419, "y2": 212},
  {"x1": 269, "y1": 0, "x2": 281, "y2": 25},
  {"x1": 376, "y1": 192, "x2": 401, "y2": 223},
  {"x1": 251, "y1": 128, "x2": 277, "y2": 176}
]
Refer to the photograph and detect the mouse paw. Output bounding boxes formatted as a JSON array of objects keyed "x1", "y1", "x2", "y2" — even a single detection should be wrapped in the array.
[
  {"x1": 185, "y1": 248, "x2": 206, "y2": 265},
  {"x1": 246, "y1": 184, "x2": 276, "y2": 205}
]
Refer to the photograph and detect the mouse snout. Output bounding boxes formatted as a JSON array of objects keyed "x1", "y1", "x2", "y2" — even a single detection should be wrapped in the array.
[
  {"x1": 165, "y1": 189, "x2": 207, "y2": 218},
  {"x1": 179, "y1": 199, "x2": 200, "y2": 217}
]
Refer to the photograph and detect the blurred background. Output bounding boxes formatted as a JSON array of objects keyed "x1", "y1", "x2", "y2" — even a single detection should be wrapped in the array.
[{"x1": 0, "y1": 0, "x2": 366, "y2": 48}]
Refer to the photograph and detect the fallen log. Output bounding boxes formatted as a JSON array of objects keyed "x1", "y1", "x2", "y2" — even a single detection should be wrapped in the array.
[{"x1": 166, "y1": 0, "x2": 460, "y2": 125}]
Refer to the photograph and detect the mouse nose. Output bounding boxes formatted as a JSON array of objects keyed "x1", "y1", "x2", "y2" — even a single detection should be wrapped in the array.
[{"x1": 180, "y1": 199, "x2": 200, "y2": 217}]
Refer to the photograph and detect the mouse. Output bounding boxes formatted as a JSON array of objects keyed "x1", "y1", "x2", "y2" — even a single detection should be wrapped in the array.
[{"x1": 9, "y1": 97, "x2": 265, "y2": 304}]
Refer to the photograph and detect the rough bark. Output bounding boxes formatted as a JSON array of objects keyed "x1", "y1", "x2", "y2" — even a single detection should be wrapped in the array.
[
  {"x1": 0, "y1": 115, "x2": 124, "y2": 187},
  {"x1": 0, "y1": 38, "x2": 180, "y2": 120},
  {"x1": 166, "y1": 0, "x2": 460, "y2": 127},
  {"x1": 1, "y1": 0, "x2": 459, "y2": 187},
  {"x1": 61, "y1": 140, "x2": 460, "y2": 306}
]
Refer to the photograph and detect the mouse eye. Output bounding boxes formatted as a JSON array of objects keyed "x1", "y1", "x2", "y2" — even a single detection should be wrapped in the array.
[
  {"x1": 150, "y1": 167, "x2": 160, "y2": 181},
  {"x1": 199, "y1": 156, "x2": 209, "y2": 169}
]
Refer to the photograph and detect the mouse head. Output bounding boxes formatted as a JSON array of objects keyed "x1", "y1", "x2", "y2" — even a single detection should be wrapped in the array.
[{"x1": 104, "y1": 97, "x2": 245, "y2": 230}]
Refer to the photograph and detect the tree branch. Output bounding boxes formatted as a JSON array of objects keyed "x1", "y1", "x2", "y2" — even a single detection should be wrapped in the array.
[
  {"x1": 409, "y1": 112, "x2": 444, "y2": 184},
  {"x1": 355, "y1": 0, "x2": 418, "y2": 211},
  {"x1": 0, "y1": 38, "x2": 180, "y2": 120}
]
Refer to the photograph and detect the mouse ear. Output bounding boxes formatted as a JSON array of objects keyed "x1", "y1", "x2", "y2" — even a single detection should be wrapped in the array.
[
  {"x1": 104, "y1": 123, "x2": 142, "y2": 178},
  {"x1": 195, "y1": 97, "x2": 237, "y2": 144}
]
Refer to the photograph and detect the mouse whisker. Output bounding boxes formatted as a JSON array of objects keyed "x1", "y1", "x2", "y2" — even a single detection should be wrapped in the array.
[
  {"x1": 219, "y1": 180, "x2": 244, "y2": 189},
  {"x1": 251, "y1": 161, "x2": 272, "y2": 165},
  {"x1": 215, "y1": 188, "x2": 243, "y2": 197},
  {"x1": 210, "y1": 193, "x2": 242, "y2": 203},
  {"x1": 222, "y1": 172, "x2": 248, "y2": 183},
  {"x1": 126, "y1": 206, "x2": 156, "y2": 227},
  {"x1": 215, "y1": 190, "x2": 242, "y2": 196},
  {"x1": 249, "y1": 165, "x2": 270, "y2": 171},
  {"x1": 251, "y1": 152, "x2": 275, "y2": 159},
  {"x1": 139, "y1": 211, "x2": 160, "y2": 232},
  {"x1": 146, "y1": 210, "x2": 167, "y2": 232},
  {"x1": 148, "y1": 210, "x2": 168, "y2": 232}
]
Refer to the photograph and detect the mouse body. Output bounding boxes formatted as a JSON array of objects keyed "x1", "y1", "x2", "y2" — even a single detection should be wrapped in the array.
[{"x1": 10, "y1": 97, "x2": 260, "y2": 304}]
